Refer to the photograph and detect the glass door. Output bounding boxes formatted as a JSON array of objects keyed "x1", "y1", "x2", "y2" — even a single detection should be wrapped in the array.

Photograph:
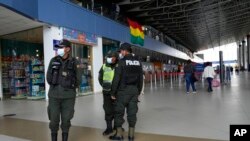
[{"x1": 71, "y1": 43, "x2": 93, "y2": 95}]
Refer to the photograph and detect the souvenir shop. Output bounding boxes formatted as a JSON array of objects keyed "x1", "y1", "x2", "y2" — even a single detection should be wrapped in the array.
[{"x1": 0, "y1": 27, "x2": 45, "y2": 100}]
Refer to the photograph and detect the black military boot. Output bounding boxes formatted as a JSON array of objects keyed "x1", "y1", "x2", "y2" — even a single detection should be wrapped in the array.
[
  {"x1": 103, "y1": 120, "x2": 113, "y2": 135},
  {"x1": 109, "y1": 127, "x2": 124, "y2": 140},
  {"x1": 113, "y1": 126, "x2": 125, "y2": 132},
  {"x1": 62, "y1": 132, "x2": 68, "y2": 141},
  {"x1": 51, "y1": 133, "x2": 57, "y2": 141},
  {"x1": 128, "y1": 136, "x2": 134, "y2": 141},
  {"x1": 128, "y1": 127, "x2": 135, "y2": 141}
]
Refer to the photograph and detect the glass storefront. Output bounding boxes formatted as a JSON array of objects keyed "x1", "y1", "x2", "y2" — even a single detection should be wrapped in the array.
[
  {"x1": 0, "y1": 27, "x2": 45, "y2": 100},
  {"x1": 61, "y1": 27, "x2": 97, "y2": 96},
  {"x1": 71, "y1": 43, "x2": 93, "y2": 95},
  {"x1": 102, "y1": 38, "x2": 120, "y2": 58}
]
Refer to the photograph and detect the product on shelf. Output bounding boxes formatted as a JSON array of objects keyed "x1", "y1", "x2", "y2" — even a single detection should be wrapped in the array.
[
  {"x1": 28, "y1": 58, "x2": 45, "y2": 99},
  {"x1": 8, "y1": 60, "x2": 29, "y2": 99},
  {"x1": 1, "y1": 59, "x2": 11, "y2": 93}
]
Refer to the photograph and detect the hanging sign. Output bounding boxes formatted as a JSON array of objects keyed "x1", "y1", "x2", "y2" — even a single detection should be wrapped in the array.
[{"x1": 63, "y1": 28, "x2": 97, "y2": 45}]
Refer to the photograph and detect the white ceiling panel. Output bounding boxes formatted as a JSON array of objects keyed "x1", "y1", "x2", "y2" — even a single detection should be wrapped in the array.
[{"x1": 0, "y1": 6, "x2": 44, "y2": 36}]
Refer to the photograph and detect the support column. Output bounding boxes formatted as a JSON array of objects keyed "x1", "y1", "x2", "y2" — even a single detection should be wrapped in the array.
[
  {"x1": 239, "y1": 44, "x2": 242, "y2": 67},
  {"x1": 0, "y1": 40, "x2": 2, "y2": 100},
  {"x1": 247, "y1": 35, "x2": 250, "y2": 71},
  {"x1": 219, "y1": 51, "x2": 224, "y2": 84},
  {"x1": 242, "y1": 40, "x2": 246, "y2": 70},
  {"x1": 92, "y1": 37, "x2": 103, "y2": 93},
  {"x1": 43, "y1": 26, "x2": 63, "y2": 100}
]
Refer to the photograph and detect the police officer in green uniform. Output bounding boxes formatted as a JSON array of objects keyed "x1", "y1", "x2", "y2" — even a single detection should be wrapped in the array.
[
  {"x1": 98, "y1": 51, "x2": 118, "y2": 135},
  {"x1": 109, "y1": 43, "x2": 143, "y2": 141},
  {"x1": 47, "y1": 39, "x2": 80, "y2": 141}
]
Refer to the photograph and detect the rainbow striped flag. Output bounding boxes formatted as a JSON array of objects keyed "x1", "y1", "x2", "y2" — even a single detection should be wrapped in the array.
[{"x1": 127, "y1": 18, "x2": 144, "y2": 46}]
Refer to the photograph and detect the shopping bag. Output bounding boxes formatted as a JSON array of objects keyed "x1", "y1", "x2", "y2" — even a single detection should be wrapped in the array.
[
  {"x1": 212, "y1": 79, "x2": 220, "y2": 87},
  {"x1": 191, "y1": 73, "x2": 199, "y2": 82}
]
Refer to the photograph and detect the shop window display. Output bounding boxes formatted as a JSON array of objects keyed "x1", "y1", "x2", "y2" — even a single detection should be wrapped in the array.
[
  {"x1": 1, "y1": 39, "x2": 45, "y2": 99},
  {"x1": 28, "y1": 57, "x2": 45, "y2": 100},
  {"x1": 71, "y1": 43, "x2": 93, "y2": 95},
  {"x1": 102, "y1": 38, "x2": 120, "y2": 58}
]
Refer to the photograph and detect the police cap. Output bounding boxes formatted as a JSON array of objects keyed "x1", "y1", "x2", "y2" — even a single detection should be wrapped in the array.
[
  {"x1": 119, "y1": 43, "x2": 132, "y2": 53},
  {"x1": 107, "y1": 51, "x2": 118, "y2": 58},
  {"x1": 55, "y1": 39, "x2": 71, "y2": 48}
]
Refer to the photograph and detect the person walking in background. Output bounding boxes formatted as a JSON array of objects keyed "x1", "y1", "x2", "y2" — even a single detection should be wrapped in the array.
[
  {"x1": 235, "y1": 66, "x2": 239, "y2": 74},
  {"x1": 184, "y1": 59, "x2": 196, "y2": 94},
  {"x1": 225, "y1": 66, "x2": 231, "y2": 83},
  {"x1": 98, "y1": 51, "x2": 118, "y2": 136},
  {"x1": 203, "y1": 62, "x2": 216, "y2": 92},
  {"x1": 140, "y1": 72, "x2": 145, "y2": 95},
  {"x1": 230, "y1": 66, "x2": 233, "y2": 74}
]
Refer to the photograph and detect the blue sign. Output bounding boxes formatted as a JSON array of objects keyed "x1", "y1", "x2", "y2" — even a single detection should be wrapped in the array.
[
  {"x1": 53, "y1": 40, "x2": 60, "y2": 50},
  {"x1": 63, "y1": 28, "x2": 97, "y2": 45},
  {"x1": 194, "y1": 63, "x2": 204, "y2": 72}
]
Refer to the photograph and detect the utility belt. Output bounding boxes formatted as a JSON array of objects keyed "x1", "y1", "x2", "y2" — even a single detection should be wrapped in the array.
[
  {"x1": 102, "y1": 81, "x2": 112, "y2": 92},
  {"x1": 122, "y1": 77, "x2": 139, "y2": 86},
  {"x1": 119, "y1": 83, "x2": 137, "y2": 90},
  {"x1": 51, "y1": 83, "x2": 75, "y2": 89}
]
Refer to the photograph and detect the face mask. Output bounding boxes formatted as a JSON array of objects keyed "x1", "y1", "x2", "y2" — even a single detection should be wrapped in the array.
[
  {"x1": 57, "y1": 48, "x2": 65, "y2": 57},
  {"x1": 119, "y1": 53, "x2": 124, "y2": 59},
  {"x1": 106, "y1": 57, "x2": 112, "y2": 64}
]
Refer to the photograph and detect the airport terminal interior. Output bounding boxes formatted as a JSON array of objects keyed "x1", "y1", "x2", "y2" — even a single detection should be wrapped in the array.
[
  {"x1": 1, "y1": 72, "x2": 250, "y2": 141},
  {"x1": 1, "y1": 0, "x2": 250, "y2": 141}
]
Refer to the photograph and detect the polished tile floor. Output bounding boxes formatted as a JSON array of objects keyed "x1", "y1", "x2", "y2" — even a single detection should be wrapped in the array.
[
  {"x1": 0, "y1": 72, "x2": 249, "y2": 141},
  {"x1": 0, "y1": 118, "x2": 221, "y2": 141}
]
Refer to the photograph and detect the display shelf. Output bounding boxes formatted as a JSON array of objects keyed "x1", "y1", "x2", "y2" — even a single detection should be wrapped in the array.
[
  {"x1": 77, "y1": 91, "x2": 93, "y2": 96},
  {"x1": 14, "y1": 77, "x2": 26, "y2": 79},
  {"x1": 33, "y1": 82, "x2": 45, "y2": 84},
  {"x1": 1, "y1": 60, "x2": 11, "y2": 97},
  {"x1": 31, "y1": 63, "x2": 42, "y2": 66},
  {"x1": 27, "y1": 95, "x2": 45, "y2": 100},
  {"x1": 28, "y1": 58, "x2": 45, "y2": 99},
  {"x1": 32, "y1": 70, "x2": 44, "y2": 72},
  {"x1": 7, "y1": 60, "x2": 29, "y2": 99},
  {"x1": 11, "y1": 95, "x2": 27, "y2": 99},
  {"x1": 15, "y1": 86, "x2": 26, "y2": 88},
  {"x1": 30, "y1": 76, "x2": 44, "y2": 79}
]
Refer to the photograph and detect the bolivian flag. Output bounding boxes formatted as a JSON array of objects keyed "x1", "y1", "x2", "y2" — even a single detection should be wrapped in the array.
[{"x1": 127, "y1": 18, "x2": 144, "y2": 46}]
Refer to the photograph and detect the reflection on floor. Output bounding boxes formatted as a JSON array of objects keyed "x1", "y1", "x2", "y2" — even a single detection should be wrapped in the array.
[
  {"x1": 0, "y1": 118, "x2": 223, "y2": 141},
  {"x1": 0, "y1": 72, "x2": 249, "y2": 141},
  {"x1": 0, "y1": 134, "x2": 30, "y2": 141}
]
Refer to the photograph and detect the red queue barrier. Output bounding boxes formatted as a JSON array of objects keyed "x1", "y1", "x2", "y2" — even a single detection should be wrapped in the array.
[
  {"x1": 150, "y1": 72, "x2": 202, "y2": 79},
  {"x1": 144, "y1": 71, "x2": 204, "y2": 83}
]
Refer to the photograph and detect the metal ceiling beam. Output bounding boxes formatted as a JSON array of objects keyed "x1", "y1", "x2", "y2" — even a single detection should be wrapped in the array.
[
  {"x1": 135, "y1": 0, "x2": 250, "y2": 18},
  {"x1": 164, "y1": 32, "x2": 194, "y2": 51},
  {"x1": 170, "y1": 23, "x2": 250, "y2": 37},
  {"x1": 150, "y1": 6, "x2": 250, "y2": 22},
  {"x1": 118, "y1": 0, "x2": 151, "y2": 5},
  {"x1": 127, "y1": 0, "x2": 201, "y2": 12},
  {"x1": 151, "y1": 12, "x2": 250, "y2": 27},
  {"x1": 136, "y1": 6, "x2": 199, "y2": 17},
  {"x1": 118, "y1": 0, "x2": 250, "y2": 51}
]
